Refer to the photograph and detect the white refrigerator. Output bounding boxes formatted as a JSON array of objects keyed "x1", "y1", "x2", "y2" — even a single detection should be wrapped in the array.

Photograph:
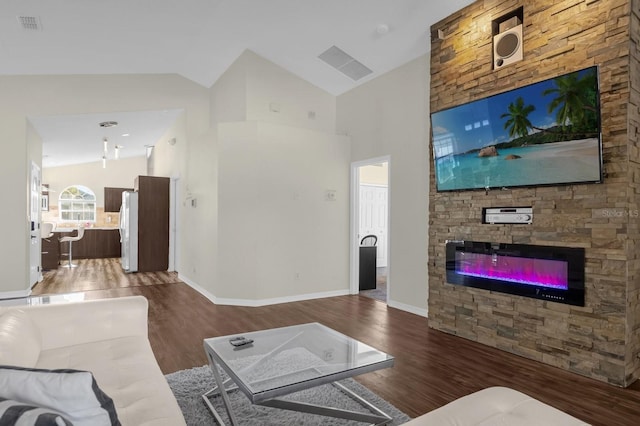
[{"x1": 119, "y1": 191, "x2": 138, "y2": 273}]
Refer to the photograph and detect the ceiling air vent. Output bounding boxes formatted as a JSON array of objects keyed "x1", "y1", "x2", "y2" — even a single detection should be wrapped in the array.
[
  {"x1": 99, "y1": 121, "x2": 118, "y2": 128},
  {"x1": 318, "y1": 45, "x2": 373, "y2": 81},
  {"x1": 17, "y1": 16, "x2": 42, "y2": 31}
]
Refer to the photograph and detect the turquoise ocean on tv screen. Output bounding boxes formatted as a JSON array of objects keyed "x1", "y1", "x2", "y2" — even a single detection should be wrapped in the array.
[{"x1": 435, "y1": 138, "x2": 601, "y2": 191}]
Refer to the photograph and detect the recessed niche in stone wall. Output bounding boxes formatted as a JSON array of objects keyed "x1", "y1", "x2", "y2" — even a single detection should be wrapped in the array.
[{"x1": 492, "y1": 7, "x2": 524, "y2": 69}]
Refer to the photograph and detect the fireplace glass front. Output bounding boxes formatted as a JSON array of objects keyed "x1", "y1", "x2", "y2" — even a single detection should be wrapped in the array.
[{"x1": 445, "y1": 241, "x2": 585, "y2": 306}]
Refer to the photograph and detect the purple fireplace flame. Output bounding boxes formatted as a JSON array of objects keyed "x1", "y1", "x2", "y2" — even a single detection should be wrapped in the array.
[
  {"x1": 455, "y1": 252, "x2": 568, "y2": 290},
  {"x1": 446, "y1": 241, "x2": 584, "y2": 306}
]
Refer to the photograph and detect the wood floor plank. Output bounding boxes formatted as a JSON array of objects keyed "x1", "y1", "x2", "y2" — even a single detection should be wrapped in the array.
[
  {"x1": 32, "y1": 258, "x2": 180, "y2": 295},
  {"x1": 28, "y1": 259, "x2": 640, "y2": 425}
]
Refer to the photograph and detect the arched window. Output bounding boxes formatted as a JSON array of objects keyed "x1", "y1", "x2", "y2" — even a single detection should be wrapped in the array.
[{"x1": 59, "y1": 185, "x2": 97, "y2": 222}]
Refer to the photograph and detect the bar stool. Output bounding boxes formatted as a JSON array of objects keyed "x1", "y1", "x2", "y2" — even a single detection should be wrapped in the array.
[
  {"x1": 40, "y1": 222, "x2": 55, "y2": 240},
  {"x1": 59, "y1": 225, "x2": 85, "y2": 268}
]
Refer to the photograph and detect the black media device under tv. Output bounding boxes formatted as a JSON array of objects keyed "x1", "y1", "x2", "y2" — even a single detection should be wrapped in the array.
[
  {"x1": 431, "y1": 66, "x2": 603, "y2": 192},
  {"x1": 445, "y1": 241, "x2": 585, "y2": 306}
]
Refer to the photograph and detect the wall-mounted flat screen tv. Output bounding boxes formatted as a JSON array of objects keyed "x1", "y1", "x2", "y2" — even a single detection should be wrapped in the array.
[{"x1": 431, "y1": 66, "x2": 603, "y2": 192}]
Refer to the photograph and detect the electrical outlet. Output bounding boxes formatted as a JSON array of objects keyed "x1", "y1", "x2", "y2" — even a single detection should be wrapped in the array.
[{"x1": 325, "y1": 190, "x2": 336, "y2": 201}]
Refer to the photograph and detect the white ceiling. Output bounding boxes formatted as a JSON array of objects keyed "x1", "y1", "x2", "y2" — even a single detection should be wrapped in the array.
[
  {"x1": 31, "y1": 109, "x2": 184, "y2": 168},
  {"x1": 2, "y1": 0, "x2": 474, "y2": 168}
]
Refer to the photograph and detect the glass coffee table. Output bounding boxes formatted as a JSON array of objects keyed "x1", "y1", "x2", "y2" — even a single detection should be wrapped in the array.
[{"x1": 202, "y1": 323, "x2": 395, "y2": 425}]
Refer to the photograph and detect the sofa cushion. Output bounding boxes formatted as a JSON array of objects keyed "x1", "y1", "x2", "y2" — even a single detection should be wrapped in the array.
[
  {"x1": 0, "y1": 365, "x2": 120, "y2": 426},
  {"x1": 0, "y1": 310, "x2": 41, "y2": 367},
  {"x1": 0, "y1": 296, "x2": 186, "y2": 426},
  {"x1": 36, "y1": 336, "x2": 184, "y2": 426},
  {"x1": 0, "y1": 397, "x2": 73, "y2": 425},
  {"x1": 403, "y1": 386, "x2": 590, "y2": 426}
]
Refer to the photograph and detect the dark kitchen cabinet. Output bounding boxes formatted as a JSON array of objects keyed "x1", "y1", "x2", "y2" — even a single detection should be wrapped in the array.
[
  {"x1": 41, "y1": 235, "x2": 60, "y2": 270},
  {"x1": 134, "y1": 176, "x2": 170, "y2": 272},
  {"x1": 104, "y1": 187, "x2": 133, "y2": 212},
  {"x1": 58, "y1": 229, "x2": 121, "y2": 260}
]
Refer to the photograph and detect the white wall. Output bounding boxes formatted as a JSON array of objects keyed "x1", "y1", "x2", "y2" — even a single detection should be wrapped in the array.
[
  {"x1": 179, "y1": 50, "x2": 350, "y2": 305},
  {"x1": 152, "y1": 111, "x2": 188, "y2": 180},
  {"x1": 243, "y1": 51, "x2": 337, "y2": 133},
  {"x1": 210, "y1": 54, "x2": 247, "y2": 124},
  {"x1": 2, "y1": 50, "x2": 427, "y2": 313},
  {"x1": 0, "y1": 74, "x2": 210, "y2": 295},
  {"x1": 337, "y1": 55, "x2": 430, "y2": 316},
  {"x1": 211, "y1": 50, "x2": 337, "y2": 133},
  {"x1": 176, "y1": 128, "x2": 218, "y2": 290},
  {"x1": 216, "y1": 121, "x2": 350, "y2": 302},
  {"x1": 0, "y1": 111, "x2": 29, "y2": 292},
  {"x1": 42, "y1": 156, "x2": 147, "y2": 207},
  {"x1": 152, "y1": 112, "x2": 190, "y2": 273}
]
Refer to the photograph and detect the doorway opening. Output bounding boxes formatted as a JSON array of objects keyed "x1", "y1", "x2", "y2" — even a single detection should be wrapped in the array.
[
  {"x1": 350, "y1": 157, "x2": 389, "y2": 303},
  {"x1": 30, "y1": 161, "x2": 42, "y2": 289}
]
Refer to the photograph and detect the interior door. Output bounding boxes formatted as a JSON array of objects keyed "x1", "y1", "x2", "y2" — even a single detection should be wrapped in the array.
[
  {"x1": 29, "y1": 161, "x2": 42, "y2": 286},
  {"x1": 359, "y1": 184, "x2": 388, "y2": 267}
]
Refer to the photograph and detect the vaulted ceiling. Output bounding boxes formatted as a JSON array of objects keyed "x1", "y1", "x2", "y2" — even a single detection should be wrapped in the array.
[{"x1": 1, "y1": 0, "x2": 474, "y2": 166}]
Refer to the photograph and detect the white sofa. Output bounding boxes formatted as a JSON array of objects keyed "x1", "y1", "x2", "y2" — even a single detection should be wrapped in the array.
[
  {"x1": 403, "y1": 386, "x2": 590, "y2": 425},
  {"x1": 0, "y1": 296, "x2": 186, "y2": 425}
]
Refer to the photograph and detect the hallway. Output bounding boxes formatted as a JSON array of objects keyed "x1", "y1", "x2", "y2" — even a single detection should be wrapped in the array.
[{"x1": 359, "y1": 267, "x2": 387, "y2": 302}]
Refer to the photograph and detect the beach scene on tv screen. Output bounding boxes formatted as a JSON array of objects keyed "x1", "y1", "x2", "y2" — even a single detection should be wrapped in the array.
[{"x1": 431, "y1": 67, "x2": 601, "y2": 191}]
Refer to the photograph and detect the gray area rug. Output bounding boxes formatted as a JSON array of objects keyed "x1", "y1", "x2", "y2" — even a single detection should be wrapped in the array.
[{"x1": 166, "y1": 365, "x2": 411, "y2": 425}]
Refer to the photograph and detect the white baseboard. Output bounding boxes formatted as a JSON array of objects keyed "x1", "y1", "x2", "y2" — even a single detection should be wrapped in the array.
[
  {"x1": 177, "y1": 274, "x2": 218, "y2": 302},
  {"x1": 387, "y1": 299, "x2": 428, "y2": 318},
  {"x1": 0, "y1": 289, "x2": 31, "y2": 300},
  {"x1": 178, "y1": 274, "x2": 350, "y2": 307},
  {"x1": 178, "y1": 273, "x2": 428, "y2": 316},
  {"x1": 215, "y1": 289, "x2": 351, "y2": 307}
]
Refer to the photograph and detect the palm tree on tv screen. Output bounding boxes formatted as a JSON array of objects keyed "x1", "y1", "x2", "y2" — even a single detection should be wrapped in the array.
[
  {"x1": 500, "y1": 69, "x2": 598, "y2": 145},
  {"x1": 500, "y1": 96, "x2": 535, "y2": 139},
  {"x1": 543, "y1": 69, "x2": 598, "y2": 132}
]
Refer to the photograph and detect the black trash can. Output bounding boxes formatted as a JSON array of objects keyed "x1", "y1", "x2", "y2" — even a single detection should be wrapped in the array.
[{"x1": 358, "y1": 235, "x2": 377, "y2": 290}]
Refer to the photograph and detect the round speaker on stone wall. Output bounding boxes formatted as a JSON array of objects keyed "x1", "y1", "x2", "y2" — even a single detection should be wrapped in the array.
[{"x1": 493, "y1": 24, "x2": 523, "y2": 69}]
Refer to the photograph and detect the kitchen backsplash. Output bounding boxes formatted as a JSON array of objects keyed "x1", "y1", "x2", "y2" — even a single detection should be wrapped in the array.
[{"x1": 42, "y1": 206, "x2": 119, "y2": 229}]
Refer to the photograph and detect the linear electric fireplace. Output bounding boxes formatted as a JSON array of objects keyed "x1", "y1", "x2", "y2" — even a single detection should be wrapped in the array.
[{"x1": 445, "y1": 241, "x2": 585, "y2": 306}]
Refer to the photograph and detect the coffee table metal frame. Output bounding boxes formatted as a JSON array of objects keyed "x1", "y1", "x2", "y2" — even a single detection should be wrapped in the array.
[{"x1": 202, "y1": 323, "x2": 395, "y2": 425}]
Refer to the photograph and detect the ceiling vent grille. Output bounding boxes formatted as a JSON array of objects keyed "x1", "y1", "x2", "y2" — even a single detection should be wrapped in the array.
[
  {"x1": 99, "y1": 121, "x2": 119, "y2": 128},
  {"x1": 18, "y1": 16, "x2": 42, "y2": 31},
  {"x1": 318, "y1": 45, "x2": 373, "y2": 81}
]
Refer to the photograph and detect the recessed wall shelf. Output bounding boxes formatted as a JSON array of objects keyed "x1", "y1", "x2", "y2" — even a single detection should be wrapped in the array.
[
  {"x1": 492, "y1": 7, "x2": 524, "y2": 69},
  {"x1": 482, "y1": 206, "x2": 532, "y2": 224}
]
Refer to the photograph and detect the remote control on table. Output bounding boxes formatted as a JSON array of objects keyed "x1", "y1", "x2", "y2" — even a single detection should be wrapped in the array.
[{"x1": 229, "y1": 336, "x2": 253, "y2": 347}]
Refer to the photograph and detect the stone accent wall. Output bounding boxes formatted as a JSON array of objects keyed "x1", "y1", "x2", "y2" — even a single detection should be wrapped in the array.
[
  {"x1": 627, "y1": 0, "x2": 640, "y2": 385},
  {"x1": 428, "y1": 0, "x2": 639, "y2": 386}
]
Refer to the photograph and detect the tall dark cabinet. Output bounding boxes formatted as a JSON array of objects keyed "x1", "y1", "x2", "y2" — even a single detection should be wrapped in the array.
[
  {"x1": 104, "y1": 187, "x2": 134, "y2": 212},
  {"x1": 134, "y1": 176, "x2": 170, "y2": 272}
]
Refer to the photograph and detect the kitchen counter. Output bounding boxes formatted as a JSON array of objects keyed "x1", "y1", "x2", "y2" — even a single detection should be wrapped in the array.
[
  {"x1": 54, "y1": 226, "x2": 119, "y2": 232},
  {"x1": 51, "y1": 228, "x2": 121, "y2": 261}
]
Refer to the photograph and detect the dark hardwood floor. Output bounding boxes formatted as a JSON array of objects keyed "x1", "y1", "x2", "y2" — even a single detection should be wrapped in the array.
[
  {"x1": 30, "y1": 259, "x2": 640, "y2": 425},
  {"x1": 32, "y1": 257, "x2": 180, "y2": 295}
]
